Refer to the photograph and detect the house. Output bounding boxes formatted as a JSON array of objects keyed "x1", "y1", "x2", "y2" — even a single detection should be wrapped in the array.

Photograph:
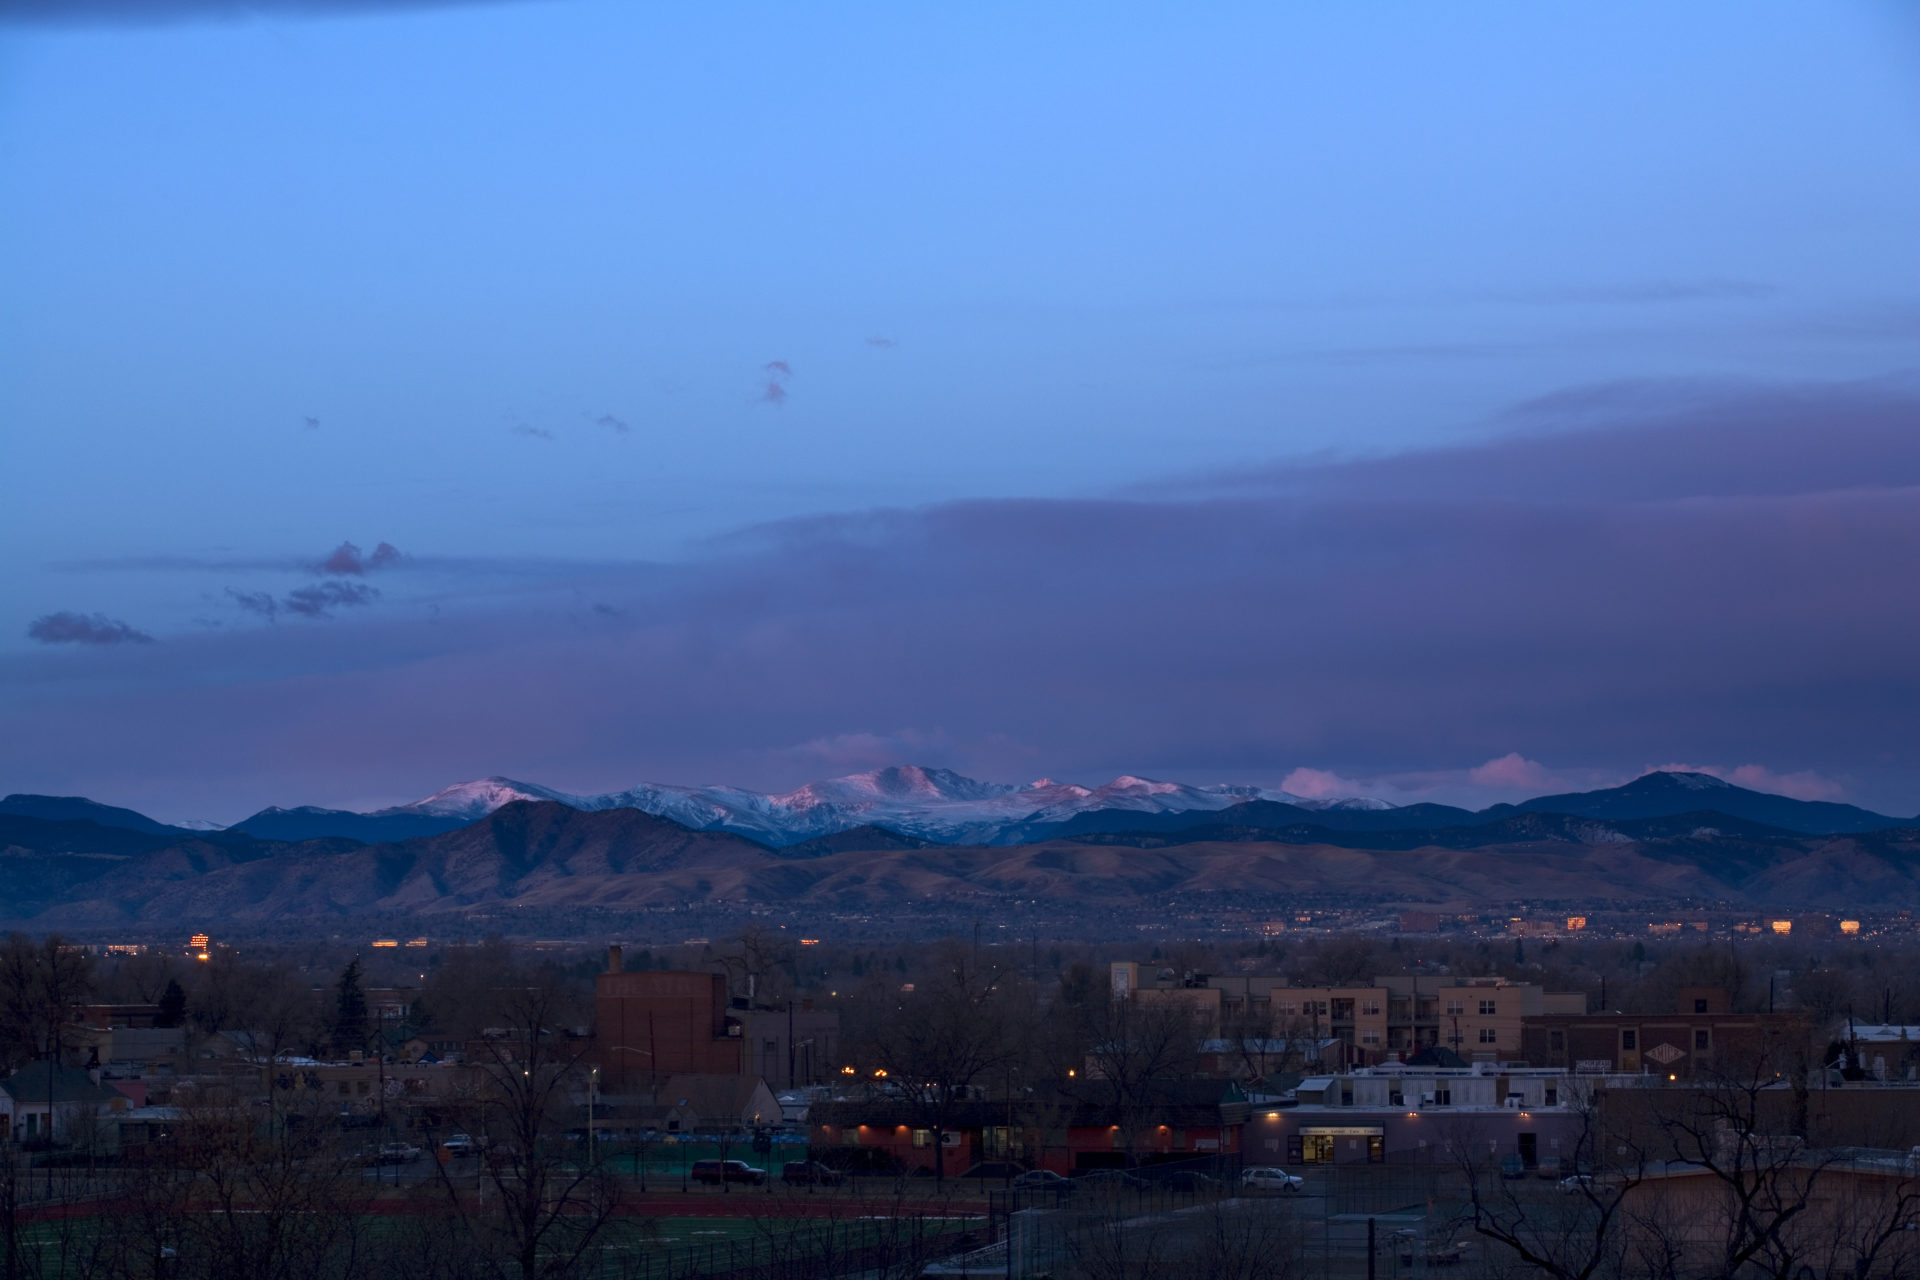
[
  {"x1": 656, "y1": 1074, "x2": 781, "y2": 1135},
  {"x1": 0, "y1": 1062, "x2": 130, "y2": 1144}
]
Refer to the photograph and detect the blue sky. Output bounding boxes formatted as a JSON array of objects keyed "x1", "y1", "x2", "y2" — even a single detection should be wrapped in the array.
[{"x1": 3, "y1": 1, "x2": 1918, "y2": 820}]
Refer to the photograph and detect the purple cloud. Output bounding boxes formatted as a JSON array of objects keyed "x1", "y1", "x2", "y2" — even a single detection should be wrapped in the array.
[
  {"x1": 26, "y1": 612, "x2": 154, "y2": 645},
  {"x1": 865, "y1": 337, "x2": 896, "y2": 349},
  {"x1": 12, "y1": 377, "x2": 1920, "y2": 818},
  {"x1": 761, "y1": 361, "x2": 792, "y2": 405},
  {"x1": 319, "y1": 541, "x2": 403, "y2": 576},
  {"x1": 282, "y1": 581, "x2": 378, "y2": 618}
]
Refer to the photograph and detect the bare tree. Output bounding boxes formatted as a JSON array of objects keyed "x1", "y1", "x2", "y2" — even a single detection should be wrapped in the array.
[
  {"x1": 1072, "y1": 994, "x2": 1205, "y2": 1168},
  {"x1": 0, "y1": 934, "x2": 92, "y2": 1069},
  {"x1": 1445, "y1": 1093, "x2": 1648, "y2": 1280},
  {"x1": 99, "y1": 1086, "x2": 370, "y2": 1280},
  {"x1": 847, "y1": 941, "x2": 1023, "y2": 1188},
  {"x1": 428, "y1": 967, "x2": 622, "y2": 1280}
]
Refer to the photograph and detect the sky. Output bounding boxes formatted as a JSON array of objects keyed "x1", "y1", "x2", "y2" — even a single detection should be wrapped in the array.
[{"x1": 3, "y1": 1, "x2": 1918, "y2": 823}]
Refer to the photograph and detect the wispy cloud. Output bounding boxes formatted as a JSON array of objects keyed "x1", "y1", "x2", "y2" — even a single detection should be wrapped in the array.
[
  {"x1": 282, "y1": 581, "x2": 378, "y2": 618},
  {"x1": 594, "y1": 413, "x2": 630, "y2": 434},
  {"x1": 865, "y1": 337, "x2": 897, "y2": 349},
  {"x1": 302, "y1": 416, "x2": 320, "y2": 431},
  {"x1": 227, "y1": 589, "x2": 280, "y2": 621},
  {"x1": 25, "y1": 612, "x2": 154, "y2": 646},
  {"x1": 760, "y1": 360, "x2": 793, "y2": 406},
  {"x1": 511, "y1": 421, "x2": 554, "y2": 441}
]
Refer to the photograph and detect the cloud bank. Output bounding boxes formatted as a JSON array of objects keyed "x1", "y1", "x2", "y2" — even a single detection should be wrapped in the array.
[{"x1": 6, "y1": 377, "x2": 1917, "y2": 819}]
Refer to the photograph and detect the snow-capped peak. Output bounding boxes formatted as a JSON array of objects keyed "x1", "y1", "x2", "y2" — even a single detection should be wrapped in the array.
[
  {"x1": 383, "y1": 776, "x2": 579, "y2": 820},
  {"x1": 352, "y1": 766, "x2": 1393, "y2": 847}
]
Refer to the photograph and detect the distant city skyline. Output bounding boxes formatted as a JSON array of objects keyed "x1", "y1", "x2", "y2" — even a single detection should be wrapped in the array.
[{"x1": 4, "y1": 2, "x2": 1917, "y2": 820}]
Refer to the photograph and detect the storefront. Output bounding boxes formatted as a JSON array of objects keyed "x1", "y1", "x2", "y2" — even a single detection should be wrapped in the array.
[{"x1": 1291, "y1": 1125, "x2": 1385, "y2": 1164}]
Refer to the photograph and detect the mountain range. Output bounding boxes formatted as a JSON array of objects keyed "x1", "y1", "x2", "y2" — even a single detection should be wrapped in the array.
[
  {"x1": 0, "y1": 770, "x2": 1917, "y2": 927},
  {"x1": 11, "y1": 764, "x2": 1897, "y2": 849}
]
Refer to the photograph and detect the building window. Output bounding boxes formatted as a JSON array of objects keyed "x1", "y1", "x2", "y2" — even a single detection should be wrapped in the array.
[
  {"x1": 912, "y1": 1129, "x2": 931, "y2": 1148},
  {"x1": 1434, "y1": 1087, "x2": 1451, "y2": 1106},
  {"x1": 1545, "y1": 1087, "x2": 1558, "y2": 1106},
  {"x1": 1361, "y1": 1029, "x2": 1380, "y2": 1045},
  {"x1": 1549, "y1": 1030, "x2": 1565, "y2": 1053},
  {"x1": 1361, "y1": 1000, "x2": 1381, "y2": 1017},
  {"x1": 1275, "y1": 1001, "x2": 1295, "y2": 1016},
  {"x1": 1478, "y1": 1000, "x2": 1497, "y2": 1016},
  {"x1": 1478, "y1": 1028, "x2": 1498, "y2": 1044},
  {"x1": 1445, "y1": 1000, "x2": 1464, "y2": 1016},
  {"x1": 1621, "y1": 1030, "x2": 1637, "y2": 1050},
  {"x1": 1694, "y1": 998, "x2": 1708, "y2": 1014},
  {"x1": 1694, "y1": 1029, "x2": 1711, "y2": 1051}
]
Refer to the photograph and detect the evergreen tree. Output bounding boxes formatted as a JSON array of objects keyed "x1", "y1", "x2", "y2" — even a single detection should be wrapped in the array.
[
  {"x1": 155, "y1": 978, "x2": 186, "y2": 1028},
  {"x1": 333, "y1": 959, "x2": 368, "y2": 1056}
]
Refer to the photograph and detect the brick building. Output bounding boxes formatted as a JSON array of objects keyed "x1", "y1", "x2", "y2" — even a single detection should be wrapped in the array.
[
  {"x1": 1520, "y1": 988, "x2": 1812, "y2": 1079},
  {"x1": 593, "y1": 946, "x2": 837, "y2": 1093}
]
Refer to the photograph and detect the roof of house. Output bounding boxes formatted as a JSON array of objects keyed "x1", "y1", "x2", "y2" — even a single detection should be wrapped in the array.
[
  {"x1": 661, "y1": 1074, "x2": 774, "y2": 1122},
  {"x1": 1, "y1": 1062, "x2": 125, "y2": 1106}
]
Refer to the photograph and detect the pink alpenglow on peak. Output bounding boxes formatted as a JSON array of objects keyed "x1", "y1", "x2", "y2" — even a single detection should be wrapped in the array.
[{"x1": 369, "y1": 765, "x2": 1392, "y2": 847}]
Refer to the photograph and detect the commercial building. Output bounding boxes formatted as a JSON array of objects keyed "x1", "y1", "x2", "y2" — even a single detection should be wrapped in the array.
[{"x1": 1520, "y1": 988, "x2": 1811, "y2": 1080}]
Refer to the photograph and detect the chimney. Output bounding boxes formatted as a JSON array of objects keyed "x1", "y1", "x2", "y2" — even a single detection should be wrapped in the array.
[{"x1": 607, "y1": 944, "x2": 623, "y2": 975}]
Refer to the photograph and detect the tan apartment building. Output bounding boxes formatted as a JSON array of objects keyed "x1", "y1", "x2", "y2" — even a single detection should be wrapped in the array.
[{"x1": 1109, "y1": 963, "x2": 1583, "y2": 1065}]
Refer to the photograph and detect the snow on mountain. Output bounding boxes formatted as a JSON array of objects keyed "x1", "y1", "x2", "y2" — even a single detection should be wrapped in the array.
[
  {"x1": 378, "y1": 777, "x2": 585, "y2": 821},
  {"x1": 372, "y1": 767, "x2": 1393, "y2": 846}
]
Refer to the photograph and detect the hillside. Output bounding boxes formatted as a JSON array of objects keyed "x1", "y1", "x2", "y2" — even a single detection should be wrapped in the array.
[{"x1": 3, "y1": 800, "x2": 1920, "y2": 928}]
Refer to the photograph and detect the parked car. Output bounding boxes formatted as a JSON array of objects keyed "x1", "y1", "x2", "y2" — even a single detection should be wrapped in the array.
[
  {"x1": 1558, "y1": 1173, "x2": 1615, "y2": 1196},
  {"x1": 440, "y1": 1133, "x2": 478, "y2": 1157},
  {"x1": 1075, "y1": 1170, "x2": 1149, "y2": 1193},
  {"x1": 372, "y1": 1142, "x2": 422, "y2": 1166},
  {"x1": 1240, "y1": 1166, "x2": 1305, "y2": 1193},
  {"x1": 692, "y1": 1159, "x2": 767, "y2": 1186},
  {"x1": 1012, "y1": 1169, "x2": 1072, "y2": 1192},
  {"x1": 957, "y1": 1161, "x2": 1026, "y2": 1181},
  {"x1": 1499, "y1": 1154, "x2": 1527, "y2": 1179},
  {"x1": 782, "y1": 1160, "x2": 844, "y2": 1187}
]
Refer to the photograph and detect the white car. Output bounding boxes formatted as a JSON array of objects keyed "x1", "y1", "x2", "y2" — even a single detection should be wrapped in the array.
[
  {"x1": 1240, "y1": 1166, "x2": 1304, "y2": 1193},
  {"x1": 1558, "y1": 1174, "x2": 1615, "y2": 1196}
]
